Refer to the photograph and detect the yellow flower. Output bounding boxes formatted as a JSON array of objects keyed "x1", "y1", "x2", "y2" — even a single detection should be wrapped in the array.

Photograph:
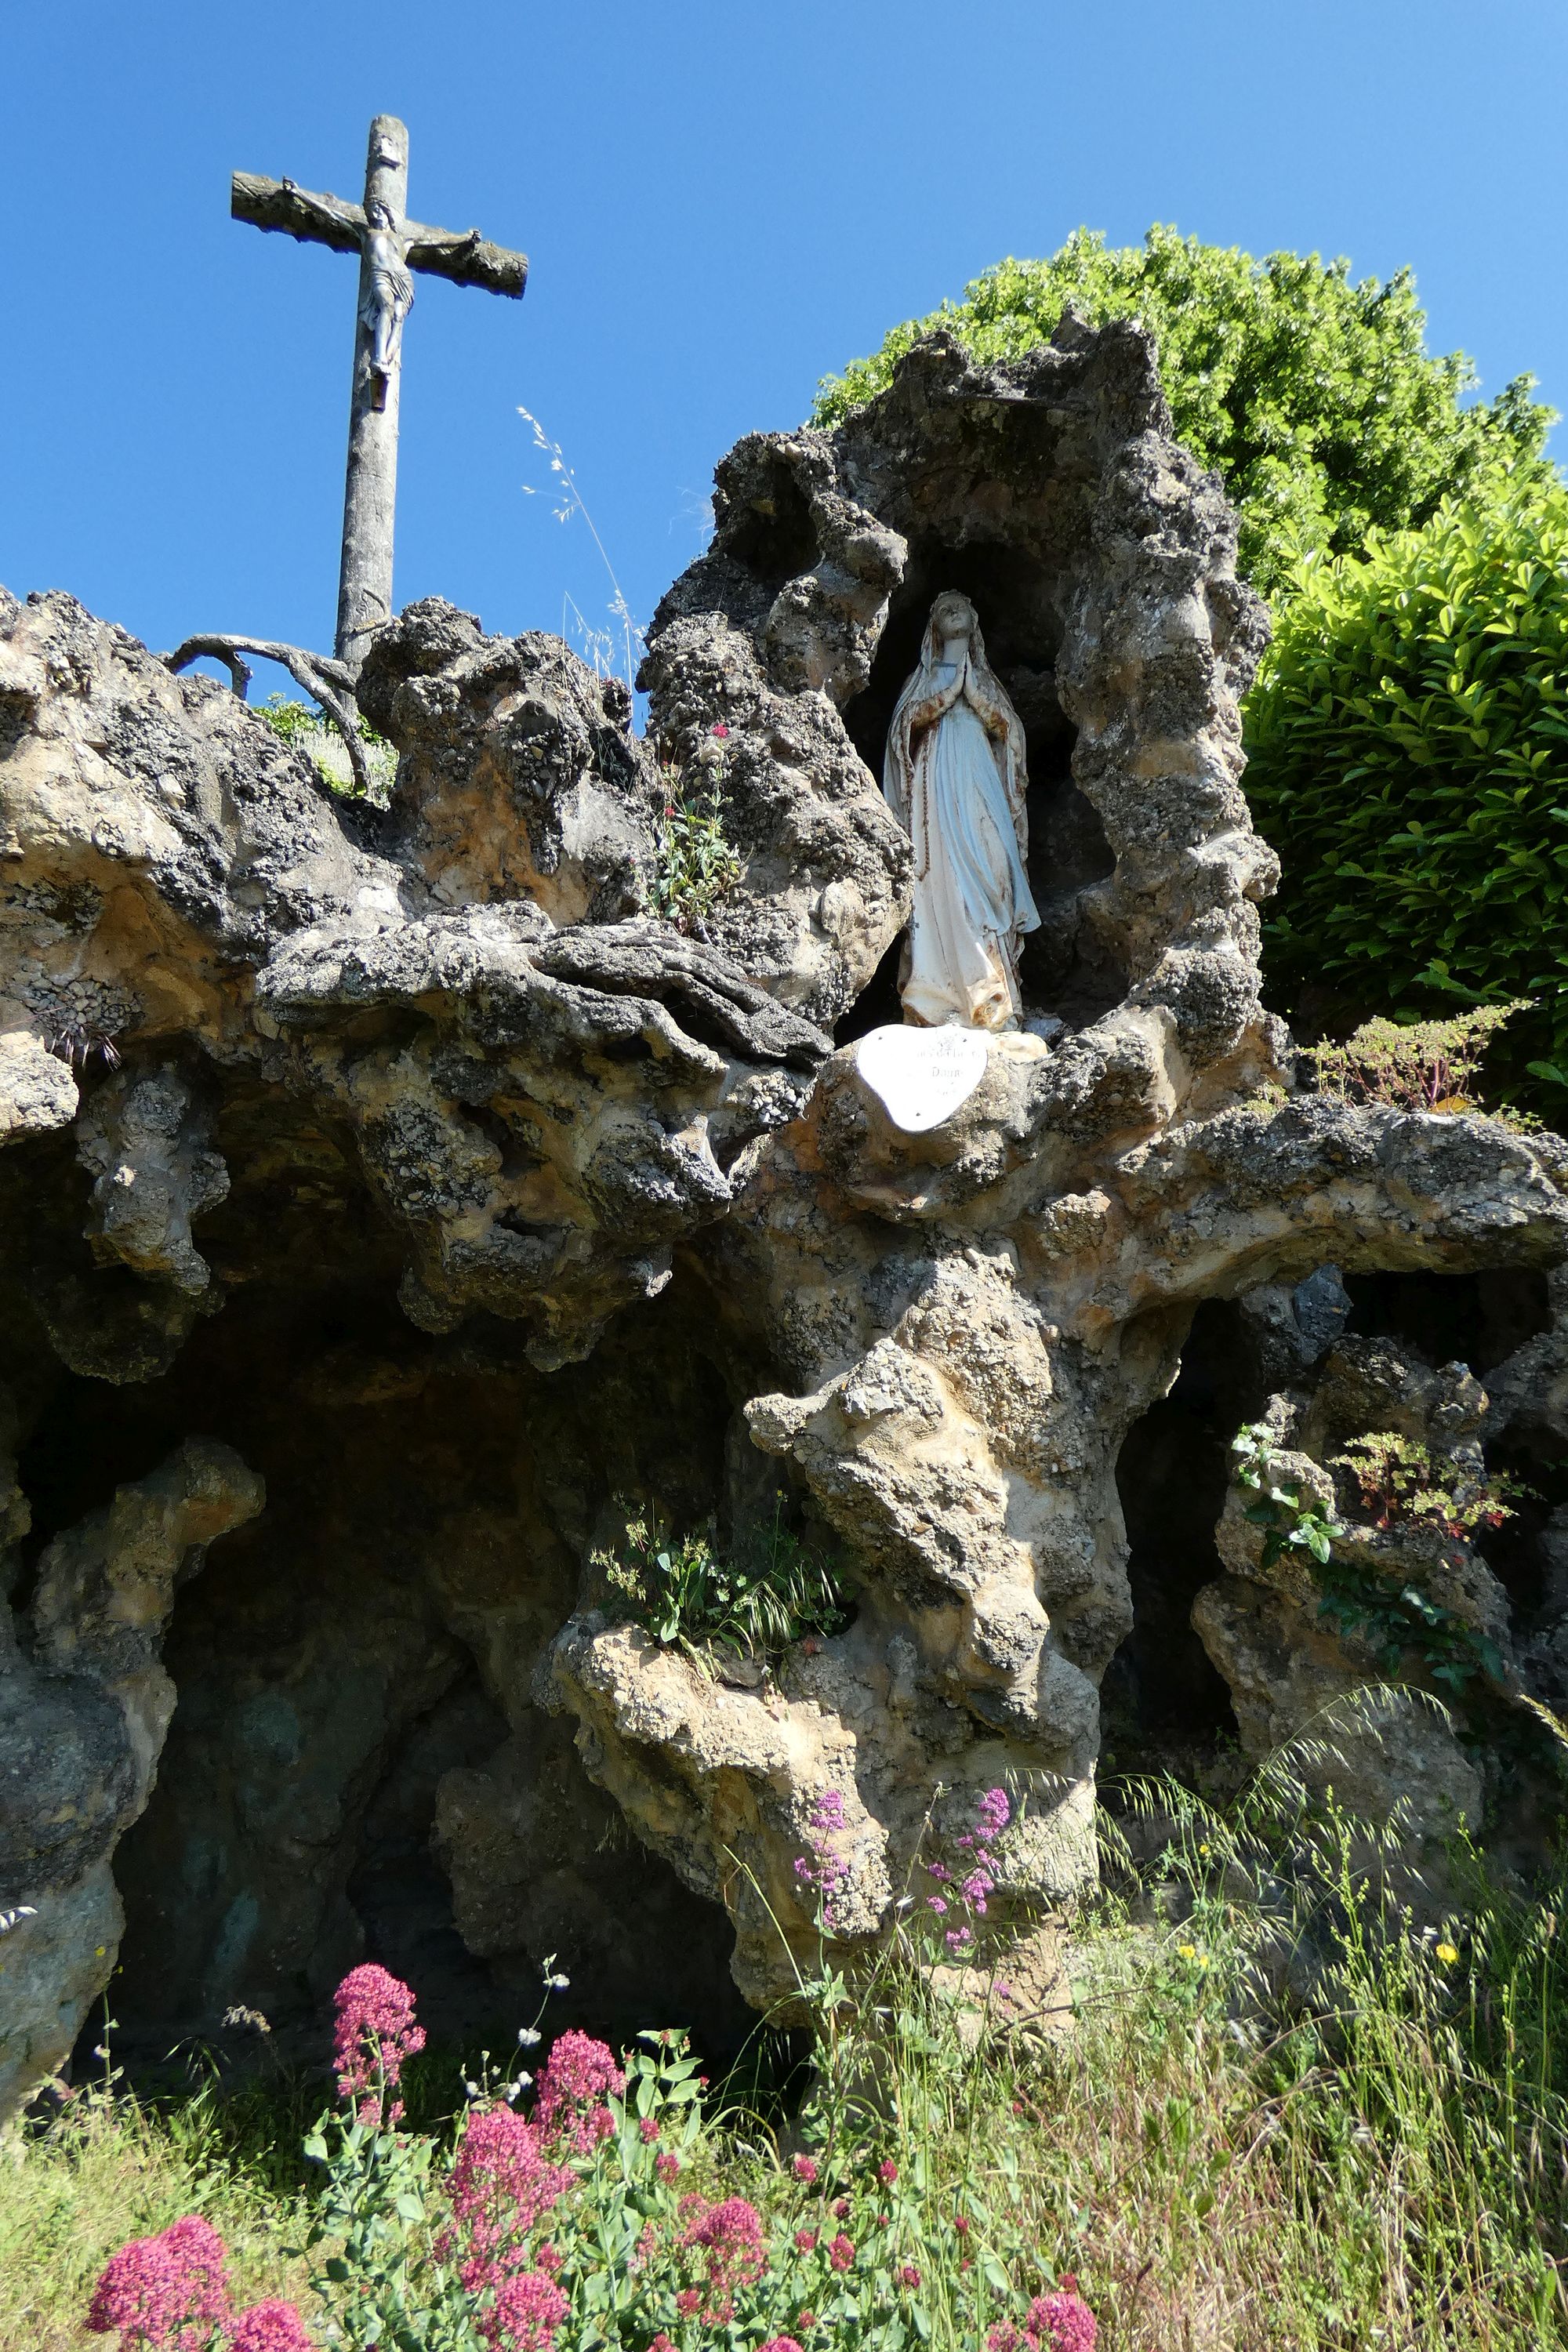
[
  {"x1": 1177, "y1": 1943, "x2": 1196, "y2": 1960},
  {"x1": 1198, "y1": 1841, "x2": 1213, "y2": 1857},
  {"x1": 1436, "y1": 1940, "x2": 1460, "y2": 1965}
]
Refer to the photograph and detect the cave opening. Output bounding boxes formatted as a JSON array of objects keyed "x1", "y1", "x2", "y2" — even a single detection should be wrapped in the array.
[
  {"x1": 14, "y1": 1244, "x2": 761, "y2": 2085},
  {"x1": 1105, "y1": 1298, "x2": 1250, "y2": 1770}
]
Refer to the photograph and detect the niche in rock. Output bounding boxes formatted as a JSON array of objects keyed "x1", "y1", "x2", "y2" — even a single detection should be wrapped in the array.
[{"x1": 840, "y1": 543, "x2": 1120, "y2": 1037}]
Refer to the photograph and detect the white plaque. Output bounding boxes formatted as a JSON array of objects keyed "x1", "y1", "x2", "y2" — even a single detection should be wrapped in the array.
[{"x1": 855, "y1": 1023, "x2": 989, "y2": 1134}]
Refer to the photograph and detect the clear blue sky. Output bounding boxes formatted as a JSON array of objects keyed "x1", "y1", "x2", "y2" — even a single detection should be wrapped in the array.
[{"x1": 5, "y1": 1, "x2": 1565, "y2": 684}]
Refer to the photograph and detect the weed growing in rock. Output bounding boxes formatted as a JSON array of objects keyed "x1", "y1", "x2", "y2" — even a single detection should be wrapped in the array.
[
  {"x1": 593, "y1": 1499, "x2": 851, "y2": 1666},
  {"x1": 1298, "y1": 1001, "x2": 1527, "y2": 1116},
  {"x1": 648, "y1": 727, "x2": 742, "y2": 936},
  {"x1": 256, "y1": 695, "x2": 397, "y2": 804}
]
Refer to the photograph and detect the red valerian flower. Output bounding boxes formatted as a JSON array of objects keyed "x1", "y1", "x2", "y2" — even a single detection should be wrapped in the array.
[
  {"x1": 791, "y1": 2153, "x2": 818, "y2": 2183},
  {"x1": 794, "y1": 2228, "x2": 818, "y2": 2252},
  {"x1": 87, "y1": 2214, "x2": 230, "y2": 2348},
  {"x1": 229, "y1": 2304, "x2": 317, "y2": 2352},
  {"x1": 796, "y1": 2313, "x2": 817, "y2": 2332},
  {"x1": 899, "y1": 2265, "x2": 923, "y2": 2290},
  {"x1": 655, "y1": 2151, "x2": 681, "y2": 2182},
  {"x1": 828, "y1": 2234, "x2": 856, "y2": 2272},
  {"x1": 535, "y1": 2031, "x2": 625, "y2": 2154},
  {"x1": 637, "y1": 2117, "x2": 660, "y2": 2143},
  {"x1": 477, "y1": 2269, "x2": 568, "y2": 2352},
  {"x1": 877, "y1": 2158, "x2": 898, "y2": 2185},
  {"x1": 1023, "y1": 2289, "x2": 1098, "y2": 2352},
  {"x1": 442, "y1": 2106, "x2": 571, "y2": 2293},
  {"x1": 332, "y1": 1964, "x2": 425, "y2": 2125}
]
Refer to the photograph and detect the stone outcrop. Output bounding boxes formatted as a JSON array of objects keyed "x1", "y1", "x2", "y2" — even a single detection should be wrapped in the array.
[
  {"x1": 0, "y1": 1438, "x2": 263, "y2": 2118},
  {"x1": 4, "y1": 314, "x2": 1568, "y2": 2111}
]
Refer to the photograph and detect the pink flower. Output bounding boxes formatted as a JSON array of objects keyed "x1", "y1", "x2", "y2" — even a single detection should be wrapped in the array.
[
  {"x1": 927, "y1": 1896, "x2": 949, "y2": 1915},
  {"x1": 229, "y1": 2304, "x2": 316, "y2": 2352},
  {"x1": 711, "y1": 723, "x2": 730, "y2": 739},
  {"x1": 445, "y1": 2107, "x2": 571, "y2": 2293},
  {"x1": 833, "y1": 2198, "x2": 850, "y2": 2220},
  {"x1": 989, "y1": 2328, "x2": 1020, "y2": 2352},
  {"x1": 953, "y1": 2213, "x2": 971, "y2": 2234},
  {"x1": 648, "y1": 2338, "x2": 677, "y2": 2352},
  {"x1": 87, "y1": 2215, "x2": 230, "y2": 2348},
  {"x1": 796, "y1": 2313, "x2": 817, "y2": 2332},
  {"x1": 478, "y1": 2269, "x2": 568, "y2": 2352},
  {"x1": 977, "y1": 1786, "x2": 1011, "y2": 1838},
  {"x1": 757, "y1": 2341, "x2": 804, "y2": 2352},
  {"x1": 877, "y1": 2158, "x2": 898, "y2": 2185},
  {"x1": 794, "y1": 2228, "x2": 818, "y2": 2252},
  {"x1": 899, "y1": 2265, "x2": 923, "y2": 2290},
  {"x1": 676, "y1": 2195, "x2": 767, "y2": 2321},
  {"x1": 676, "y1": 2290, "x2": 702, "y2": 2318},
  {"x1": 828, "y1": 2234, "x2": 855, "y2": 2272},
  {"x1": 1023, "y1": 2291, "x2": 1097, "y2": 2352},
  {"x1": 946, "y1": 1929, "x2": 972, "y2": 1953},
  {"x1": 791, "y1": 2153, "x2": 818, "y2": 2183},
  {"x1": 655, "y1": 2151, "x2": 681, "y2": 2182},
  {"x1": 535, "y1": 2031, "x2": 625, "y2": 2154},
  {"x1": 332, "y1": 1964, "x2": 425, "y2": 2125},
  {"x1": 637, "y1": 2118, "x2": 660, "y2": 2143}
]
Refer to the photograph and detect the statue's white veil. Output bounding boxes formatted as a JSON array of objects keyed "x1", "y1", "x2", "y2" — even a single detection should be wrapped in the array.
[{"x1": 883, "y1": 595, "x2": 1029, "y2": 855}]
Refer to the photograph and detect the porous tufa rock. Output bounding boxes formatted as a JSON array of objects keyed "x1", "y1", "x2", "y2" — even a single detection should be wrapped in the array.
[{"x1": 4, "y1": 317, "x2": 1568, "y2": 2076}]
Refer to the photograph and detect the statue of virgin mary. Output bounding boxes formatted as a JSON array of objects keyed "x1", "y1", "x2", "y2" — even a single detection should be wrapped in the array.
[{"x1": 883, "y1": 591, "x2": 1040, "y2": 1029}]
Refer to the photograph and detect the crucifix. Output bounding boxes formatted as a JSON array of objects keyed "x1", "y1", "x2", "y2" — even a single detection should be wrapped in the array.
[{"x1": 230, "y1": 114, "x2": 528, "y2": 669}]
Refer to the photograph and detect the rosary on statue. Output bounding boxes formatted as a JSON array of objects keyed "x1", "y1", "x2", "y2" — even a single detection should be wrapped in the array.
[{"x1": 162, "y1": 117, "x2": 527, "y2": 762}]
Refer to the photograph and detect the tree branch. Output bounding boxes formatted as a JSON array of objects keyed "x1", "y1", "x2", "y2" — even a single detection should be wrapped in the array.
[{"x1": 161, "y1": 635, "x2": 372, "y2": 798}]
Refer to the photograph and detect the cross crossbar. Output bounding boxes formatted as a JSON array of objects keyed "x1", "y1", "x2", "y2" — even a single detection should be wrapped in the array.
[{"x1": 230, "y1": 172, "x2": 528, "y2": 299}]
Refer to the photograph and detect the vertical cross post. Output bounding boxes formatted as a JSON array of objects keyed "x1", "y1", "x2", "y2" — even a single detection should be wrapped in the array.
[
  {"x1": 338, "y1": 115, "x2": 409, "y2": 667},
  {"x1": 228, "y1": 122, "x2": 526, "y2": 677}
]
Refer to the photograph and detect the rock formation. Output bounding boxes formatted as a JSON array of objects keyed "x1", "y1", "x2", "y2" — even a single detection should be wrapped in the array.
[{"x1": 3, "y1": 316, "x2": 1566, "y2": 2114}]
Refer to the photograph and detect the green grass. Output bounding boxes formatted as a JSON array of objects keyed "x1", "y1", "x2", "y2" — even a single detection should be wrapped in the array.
[{"x1": 8, "y1": 1726, "x2": 1567, "y2": 2350}]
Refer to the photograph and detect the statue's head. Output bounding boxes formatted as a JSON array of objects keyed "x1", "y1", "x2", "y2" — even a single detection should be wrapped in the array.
[
  {"x1": 367, "y1": 201, "x2": 394, "y2": 230},
  {"x1": 930, "y1": 590, "x2": 978, "y2": 649}
]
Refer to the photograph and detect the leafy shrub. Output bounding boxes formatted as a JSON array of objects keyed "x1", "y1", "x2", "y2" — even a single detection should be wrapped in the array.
[
  {"x1": 647, "y1": 726, "x2": 742, "y2": 935},
  {"x1": 1232, "y1": 1423, "x2": 1519, "y2": 1699},
  {"x1": 812, "y1": 227, "x2": 1551, "y2": 594},
  {"x1": 1244, "y1": 473, "x2": 1568, "y2": 1106},
  {"x1": 593, "y1": 1501, "x2": 851, "y2": 1665},
  {"x1": 1298, "y1": 1003, "x2": 1527, "y2": 1116},
  {"x1": 256, "y1": 695, "x2": 397, "y2": 804}
]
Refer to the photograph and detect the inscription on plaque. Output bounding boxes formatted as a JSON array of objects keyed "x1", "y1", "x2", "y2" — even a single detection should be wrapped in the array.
[{"x1": 855, "y1": 1024, "x2": 989, "y2": 1134}]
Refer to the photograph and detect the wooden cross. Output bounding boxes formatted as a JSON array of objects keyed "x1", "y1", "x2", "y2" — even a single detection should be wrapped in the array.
[{"x1": 233, "y1": 115, "x2": 528, "y2": 668}]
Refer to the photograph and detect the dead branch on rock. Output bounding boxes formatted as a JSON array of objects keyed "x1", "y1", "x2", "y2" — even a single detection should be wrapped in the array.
[{"x1": 161, "y1": 633, "x2": 372, "y2": 797}]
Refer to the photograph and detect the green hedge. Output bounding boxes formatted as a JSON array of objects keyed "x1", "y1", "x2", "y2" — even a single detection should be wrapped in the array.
[
  {"x1": 1243, "y1": 472, "x2": 1568, "y2": 1102},
  {"x1": 813, "y1": 227, "x2": 1550, "y2": 596}
]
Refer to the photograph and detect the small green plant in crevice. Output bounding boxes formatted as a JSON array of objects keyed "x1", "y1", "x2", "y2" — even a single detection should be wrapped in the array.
[
  {"x1": 593, "y1": 1498, "x2": 851, "y2": 1666},
  {"x1": 1231, "y1": 1422, "x2": 1520, "y2": 1700},
  {"x1": 257, "y1": 693, "x2": 397, "y2": 804},
  {"x1": 1298, "y1": 1001, "x2": 1528, "y2": 1117},
  {"x1": 1331, "y1": 1428, "x2": 1529, "y2": 1542},
  {"x1": 1230, "y1": 1422, "x2": 1341, "y2": 1573},
  {"x1": 647, "y1": 724, "x2": 742, "y2": 935}
]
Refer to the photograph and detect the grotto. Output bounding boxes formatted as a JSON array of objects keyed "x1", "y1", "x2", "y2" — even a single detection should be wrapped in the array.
[{"x1": 5, "y1": 312, "x2": 1568, "y2": 2123}]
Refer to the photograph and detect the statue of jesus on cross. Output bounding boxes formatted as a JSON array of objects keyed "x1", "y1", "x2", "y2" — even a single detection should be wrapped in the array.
[{"x1": 224, "y1": 114, "x2": 526, "y2": 667}]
